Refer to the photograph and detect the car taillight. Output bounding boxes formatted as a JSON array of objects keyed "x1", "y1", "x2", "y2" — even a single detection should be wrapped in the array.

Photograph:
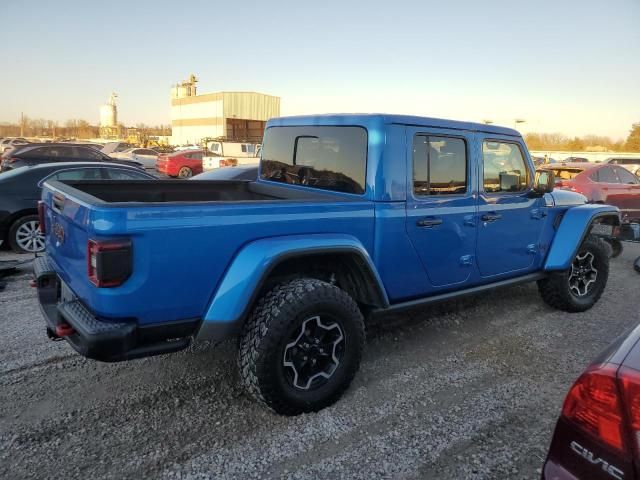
[
  {"x1": 37, "y1": 201, "x2": 46, "y2": 234},
  {"x1": 561, "y1": 363, "x2": 628, "y2": 453},
  {"x1": 618, "y1": 367, "x2": 640, "y2": 457},
  {"x1": 87, "y1": 239, "x2": 132, "y2": 287}
]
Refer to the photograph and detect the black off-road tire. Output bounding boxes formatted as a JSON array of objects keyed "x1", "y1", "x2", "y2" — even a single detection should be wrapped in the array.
[
  {"x1": 537, "y1": 235, "x2": 609, "y2": 312},
  {"x1": 238, "y1": 278, "x2": 365, "y2": 415}
]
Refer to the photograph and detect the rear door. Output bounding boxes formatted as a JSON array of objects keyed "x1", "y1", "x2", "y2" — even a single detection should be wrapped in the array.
[
  {"x1": 613, "y1": 166, "x2": 640, "y2": 222},
  {"x1": 405, "y1": 128, "x2": 478, "y2": 287},
  {"x1": 476, "y1": 136, "x2": 546, "y2": 278}
]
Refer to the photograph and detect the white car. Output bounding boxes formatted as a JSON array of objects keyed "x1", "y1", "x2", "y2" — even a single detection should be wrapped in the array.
[
  {"x1": 111, "y1": 148, "x2": 159, "y2": 170},
  {"x1": 1, "y1": 138, "x2": 29, "y2": 155},
  {"x1": 606, "y1": 157, "x2": 640, "y2": 177}
]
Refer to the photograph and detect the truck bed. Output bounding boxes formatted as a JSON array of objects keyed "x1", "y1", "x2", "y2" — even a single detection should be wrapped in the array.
[{"x1": 58, "y1": 180, "x2": 349, "y2": 205}]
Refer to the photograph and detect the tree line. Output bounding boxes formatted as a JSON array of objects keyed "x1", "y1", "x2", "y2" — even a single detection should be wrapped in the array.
[
  {"x1": 0, "y1": 116, "x2": 172, "y2": 139},
  {"x1": 525, "y1": 123, "x2": 640, "y2": 152}
]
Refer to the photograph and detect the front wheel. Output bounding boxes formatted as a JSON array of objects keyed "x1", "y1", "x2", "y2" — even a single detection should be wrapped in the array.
[
  {"x1": 537, "y1": 235, "x2": 609, "y2": 312},
  {"x1": 238, "y1": 278, "x2": 365, "y2": 415}
]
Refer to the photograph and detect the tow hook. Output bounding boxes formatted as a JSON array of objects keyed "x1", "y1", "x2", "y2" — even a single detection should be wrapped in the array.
[{"x1": 53, "y1": 323, "x2": 75, "y2": 337}]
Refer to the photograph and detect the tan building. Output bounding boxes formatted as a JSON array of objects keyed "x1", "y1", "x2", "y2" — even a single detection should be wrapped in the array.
[{"x1": 170, "y1": 74, "x2": 280, "y2": 146}]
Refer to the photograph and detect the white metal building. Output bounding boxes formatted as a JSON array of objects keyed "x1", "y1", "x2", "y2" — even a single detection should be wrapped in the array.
[{"x1": 170, "y1": 75, "x2": 280, "y2": 146}]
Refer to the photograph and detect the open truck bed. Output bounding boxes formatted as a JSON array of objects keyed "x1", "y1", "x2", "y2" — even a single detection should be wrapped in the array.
[{"x1": 58, "y1": 179, "x2": 347, "y2": 204}]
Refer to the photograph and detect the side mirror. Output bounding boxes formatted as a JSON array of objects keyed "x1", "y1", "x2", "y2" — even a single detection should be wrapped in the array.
[{"x1": 531, "y1": 170, "x2": 555, "y2": 197}]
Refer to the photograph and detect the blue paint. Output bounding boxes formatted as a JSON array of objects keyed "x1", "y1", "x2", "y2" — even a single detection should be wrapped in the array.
[{"x1": 40, "y1": 114, "x2": 620, "y2": 340}]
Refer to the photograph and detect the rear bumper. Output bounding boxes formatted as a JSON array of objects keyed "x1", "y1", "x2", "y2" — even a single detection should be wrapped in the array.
[{"x1": 34, "y1": 255, "x2": 199, "y2": 362}]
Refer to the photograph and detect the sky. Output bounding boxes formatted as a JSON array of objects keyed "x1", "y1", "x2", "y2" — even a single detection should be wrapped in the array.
[{"x1": 0, "y1": 0, "x2": 638, "y2": 140}]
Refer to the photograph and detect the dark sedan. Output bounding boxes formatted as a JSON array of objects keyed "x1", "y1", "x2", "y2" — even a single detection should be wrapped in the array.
[
  {"x1": 0, "y1": 162, "x2": 155, "y2": 253},
  {"x1": 0, "y1": 143, "x2": 144, "y2": 172},
  {"x1": 543, "y1": 322, "x2": 640, "y2": 479}
]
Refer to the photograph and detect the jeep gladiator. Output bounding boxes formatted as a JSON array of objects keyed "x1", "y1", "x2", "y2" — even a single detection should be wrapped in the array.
[{"x1": 35, "y1": 114, "x2": 620, "y2": 415}]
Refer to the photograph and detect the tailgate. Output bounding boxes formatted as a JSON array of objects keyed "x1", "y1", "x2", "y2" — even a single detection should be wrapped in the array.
[{"x1": 41, "y1": 183, "x2": 93, "y2": 297}]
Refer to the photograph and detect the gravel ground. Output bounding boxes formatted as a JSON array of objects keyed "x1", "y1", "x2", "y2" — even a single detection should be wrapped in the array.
[{"x1": 1, "y1": 244, "x2": 639, "y2": 480}]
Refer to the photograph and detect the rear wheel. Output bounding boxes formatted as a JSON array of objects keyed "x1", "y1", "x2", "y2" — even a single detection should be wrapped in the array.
[
  {"x1": 8, "y1": 215, "x2": 45, "y2": 254},
  {"x1": 177, "y1": 166, "x2": 193, "y2": 178},
  {"x1": 538, "y1": 235, "x2": 609, "y2": 312},
  {"x1": 238, "y1": 278, "x2": 365, "y2": 415}
]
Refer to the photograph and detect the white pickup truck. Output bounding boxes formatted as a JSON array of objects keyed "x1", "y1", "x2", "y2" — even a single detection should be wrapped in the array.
[{"x1": 202, "y1": 141, "x2": 261, "y2": 171}]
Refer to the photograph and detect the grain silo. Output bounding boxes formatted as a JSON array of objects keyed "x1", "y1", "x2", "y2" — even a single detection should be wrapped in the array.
[{"x1": 99, "y1": 92, "x2": 119, "y2": 139}]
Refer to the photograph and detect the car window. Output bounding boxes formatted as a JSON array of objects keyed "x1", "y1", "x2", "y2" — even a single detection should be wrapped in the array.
[
  {"x1": 191, "y1": 152, "x2": 203, "y2": 160},
  {"x1": 615, "y1": 167, "x2": 639, "y2": 184},
  {"x1": 482, "y1": 141, "x2": 529, "y2": 192},
  {"x1": 549, "y1": 168, "x2": 584, "y2": 180},
  {"x1": 115, "y1": 144, "x2": 131, "y2": 152},
  {"x1": 596, "y1": 166, "x2": 619, "y2": 183},
  {"x1": 48, "y1": 146, "x2": 75, "y2": 159},
  {"x1": 413, "y1": 135, "x2": 467, "y2": 196},
  {"x1": 19, "y1": 146, "x2": 50, "y2": 158},
  {"x1": 74, "y1": 146, "x2": 103, "y2": 160},
  {"x1": 138, "y1": 149, "x2": 156, "y2": 155},
  {"x1": 261, "y1": 126, "x2": 367, "y2": 195},
  {"x1": 104, "y1": 168, "x2": 153, "y2": 180},
  {"x1": 49, "y1": 168, "x2": 103, "y2": 181}
]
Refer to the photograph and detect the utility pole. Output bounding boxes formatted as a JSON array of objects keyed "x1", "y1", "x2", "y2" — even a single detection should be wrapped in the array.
[{"x1": 20, "y1": 112, "x2": 24, "y2": 137}]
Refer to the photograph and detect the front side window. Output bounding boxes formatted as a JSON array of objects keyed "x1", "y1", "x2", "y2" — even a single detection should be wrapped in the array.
[
  {"x1": 105, "y1": 168, "x2": 153, "y2": 180},
  {"x1": 261, "y1": 126, "x2": 367, "y2": 194},
  {"x1": 50, "y1": 168, "x2": 103, "y2": 181},
  {"x1": 615, "y1": 167, "x2": 639, "y2": 184},
  {"x1": 482, "y1": 141, "x2": 529, "y2": 193},
  {"x1": 413, "y1": 135, "x2": 467, "y2": 196}
]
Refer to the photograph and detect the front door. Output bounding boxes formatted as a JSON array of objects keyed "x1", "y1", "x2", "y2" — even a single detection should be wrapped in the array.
[
  {"x1": 476, "y1": 136, "x2": 546, "y2": 278},
  {"x1": 405, "y1": 129, "x2": 477, "y2": 287}
]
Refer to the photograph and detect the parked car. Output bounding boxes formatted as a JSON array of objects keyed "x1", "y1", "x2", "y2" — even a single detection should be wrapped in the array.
[
  {"x1": 539, "y1": 162, "x2": 640, "y2": 222},
  {"x1": 0, "y1": 143, "x2": 144, "y2": 172},
  {"x1": 0, "y1": 162, "x2": 155, "y2": 253},
  {"x1": 191, "y1": 164, "x2": 258, "y2": 181},
  {"x1": 111, "y1": 148, "x2": 159, "y2": 170},
  {"x1": 542, "y1": 321, "x2": 640, "y2": 480},
  {"x1": 35, "y1": 114, "x2": 619, "y2": 415},
  {"x1": 101, "y1": 141, "x2": 136, "y2": 155},
  {"x1": 156, "y1": 150, "x2": 204, "y2": 178},
  {"x1": 606, "y1": 157, "x2": 640, "y2": 177},
  {"x1": 563, "y1": 156, "x2": 590, "y2": 163},
  {"x1": 1, "y1": 137, "x2": 29, "y2": 155}
]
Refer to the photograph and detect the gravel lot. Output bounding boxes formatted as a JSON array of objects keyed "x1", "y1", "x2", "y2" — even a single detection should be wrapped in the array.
[{"x1": 1, "y1": 244, "x2": 639, "y2": 480}]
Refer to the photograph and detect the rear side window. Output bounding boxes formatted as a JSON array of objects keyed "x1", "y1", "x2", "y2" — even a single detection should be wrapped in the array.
[
  {"x1": 19, "y1": 147, "x2": 50, "y2": 158},
  {"x1": 482, "y1": 141, "x2": 529, "y2": 193},
  {"x1": 261, "y1": 126, "x2": 367, "y2": 194},
  {"x1": 49, "y1": 168, "x2": 103, "y2": 181},
  {"x1": 595, "y1": 166, "x2": 619, "y2": 183},
  {"x1": 413, "y1": 135, "x2": 467, "y2": 196},
  {"x1": 551, "y1": 168, "x2": 584, "y2": 180}
]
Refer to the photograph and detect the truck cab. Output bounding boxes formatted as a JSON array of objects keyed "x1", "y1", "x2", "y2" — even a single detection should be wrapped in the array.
[{"x1": 35, "y1": 114, "x2": 619, "y2": 415}]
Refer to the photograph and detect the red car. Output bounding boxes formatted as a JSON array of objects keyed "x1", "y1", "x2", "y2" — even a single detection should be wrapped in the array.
[
  {"x1": 542, "y1": 322, "x2": 640, "y2": 480},
  {"x1": 156, "y1": 150, "x2": 204, "y2": 178},
  {"x1": 540, "y1": 162, "x2": 640, "y2": 223}
]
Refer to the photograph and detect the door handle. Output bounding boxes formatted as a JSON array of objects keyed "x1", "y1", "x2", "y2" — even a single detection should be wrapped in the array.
[
  {"x1": 481, "y1": 213, "x2": 502, "y2": 222},
  {"x1": 416, "y1": 217, "x2": 443, "y2": 227}
]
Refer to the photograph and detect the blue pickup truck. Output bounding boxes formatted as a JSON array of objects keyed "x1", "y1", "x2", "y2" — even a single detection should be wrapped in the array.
[{"x1": 35, "y1": 114, "x2": 619, "y2": 415}]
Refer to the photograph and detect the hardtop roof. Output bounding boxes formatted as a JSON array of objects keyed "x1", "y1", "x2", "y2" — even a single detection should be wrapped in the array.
[{"x1": 267, "y1": 113, "x2": 520, "y2": 136}]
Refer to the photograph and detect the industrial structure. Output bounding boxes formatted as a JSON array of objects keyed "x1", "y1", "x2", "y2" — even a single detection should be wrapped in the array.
[
  {"x1": 99, "y1": 92, "x2": 121, "y2": 139},
  {"x1": 170, "y1": 74, "x2": 280, "y2": 146}
]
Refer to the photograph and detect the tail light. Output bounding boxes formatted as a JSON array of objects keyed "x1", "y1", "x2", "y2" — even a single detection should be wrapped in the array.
[
  {"x1": 37, "y1": 201, "x2": 46, "y2": 234},
  {"x1": 561, "y1": 363, "x2": 640, "y2": 460},
  {"x1": 87, "y1": 239, "x2": 132, "y2": 287},
  {"x1": 561, "y1": 364, "x2": 627, "y2": 453}
]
